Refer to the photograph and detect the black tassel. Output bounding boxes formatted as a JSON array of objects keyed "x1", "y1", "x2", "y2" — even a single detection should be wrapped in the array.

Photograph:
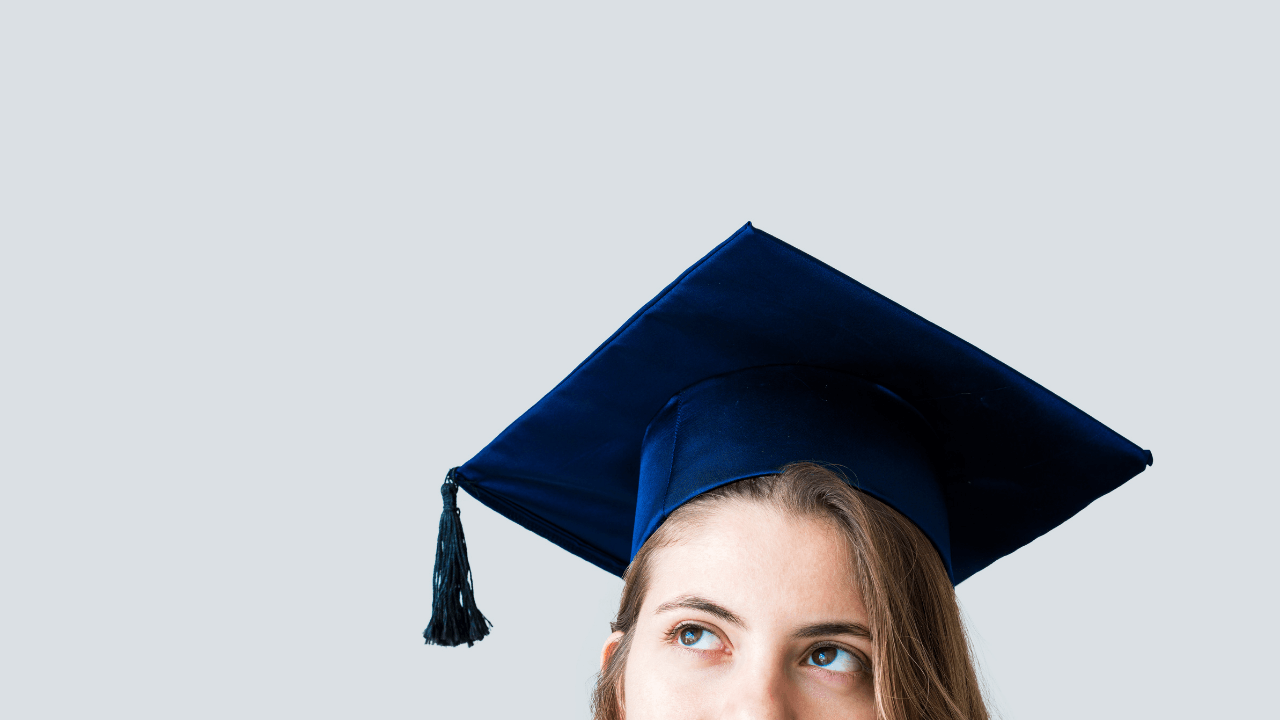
[{"x1": 424, "y1": 468, "x2": 492, "y2": 647}]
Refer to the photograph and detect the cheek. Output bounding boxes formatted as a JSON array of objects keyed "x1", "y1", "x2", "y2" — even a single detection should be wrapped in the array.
[
  {"x1": 620, "y1": 638, "x2": 716, "y2": 720},
  {"x1": 621, "y1": 644, "x2": 878, "y2": 720}
]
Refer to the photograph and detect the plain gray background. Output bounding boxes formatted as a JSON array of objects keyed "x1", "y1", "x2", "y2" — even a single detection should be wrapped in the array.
[{"x1": 2, "y1": 2, "x2": 1276, "y2": 718}]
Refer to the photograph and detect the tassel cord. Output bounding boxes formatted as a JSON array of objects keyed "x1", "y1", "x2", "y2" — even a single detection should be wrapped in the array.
[{"x1": 423, "y1": 468, "x2": 492, "y2": 647}]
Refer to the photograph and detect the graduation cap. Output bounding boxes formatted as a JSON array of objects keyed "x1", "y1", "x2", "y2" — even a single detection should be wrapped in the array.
[{"x1": 425, "y1": 222, "x2": 1153, "y2": 647}]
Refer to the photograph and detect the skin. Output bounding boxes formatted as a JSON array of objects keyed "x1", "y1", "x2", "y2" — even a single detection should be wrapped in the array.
[{"x1": 600, "y1": 500, "x2": 876, "y2": 719}]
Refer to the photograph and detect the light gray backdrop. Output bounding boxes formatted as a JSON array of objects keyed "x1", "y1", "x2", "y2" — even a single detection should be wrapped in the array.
[{"x1": 2, "y1": 2, "x2": 1275, "y2": 718}]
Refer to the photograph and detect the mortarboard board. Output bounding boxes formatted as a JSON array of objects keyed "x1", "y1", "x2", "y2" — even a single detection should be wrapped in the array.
[{"x1": 425, "y1": 222, "x2": 1153, "y2": 647}]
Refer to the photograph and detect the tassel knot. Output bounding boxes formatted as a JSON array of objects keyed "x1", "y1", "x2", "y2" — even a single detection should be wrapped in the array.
[{"x1": 423, "y1": 468, "x2": 492, "y2": 647}]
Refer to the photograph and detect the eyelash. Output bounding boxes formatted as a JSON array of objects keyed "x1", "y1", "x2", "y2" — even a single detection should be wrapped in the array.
[
  {"x1": 664, "y1": 622, "x2": 718, "y2": 649},
  {"x1": 802, "y1": 642, "x2": 872, "y2": 676},
  {"x1": 664, "y1": 623, "x2": 872, "y2": 675}
]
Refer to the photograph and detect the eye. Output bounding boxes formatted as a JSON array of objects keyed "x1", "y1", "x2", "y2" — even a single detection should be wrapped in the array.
[
  {"x1": 675, "y1": 625, "x2": 723, "y2": 651},
  {"x1": 805, "y1": 646, "x2": 863, "y2": 673}
]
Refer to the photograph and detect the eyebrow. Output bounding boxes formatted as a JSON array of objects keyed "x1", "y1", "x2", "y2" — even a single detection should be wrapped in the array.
[
  {"x1": 651, "y1": 596, "x2": 872, "y2": 641},
  {"x1": 653, "y1": 595, "x2": 747, "y2": 629},
  {"x1": 791, "y1": 622, "x2": 872, "y2": 641}
]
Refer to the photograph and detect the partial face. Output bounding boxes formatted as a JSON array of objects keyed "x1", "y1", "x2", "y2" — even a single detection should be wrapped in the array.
[{"x1": 608, "y1": 501, "x2": 876, "y2": 719}]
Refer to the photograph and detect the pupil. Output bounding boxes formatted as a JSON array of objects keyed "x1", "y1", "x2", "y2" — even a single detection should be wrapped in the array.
[
  {"x1": 813, "y1": 648, "x2": 834, "y2": 666},
  {"x1": 680, "y1": 628, "x2": 702, "y2": 646}
]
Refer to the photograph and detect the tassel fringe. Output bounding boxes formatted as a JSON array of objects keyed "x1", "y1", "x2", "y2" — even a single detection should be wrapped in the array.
[{"x1": 423, "y1": 468, "x2": 492, "y2": 647}]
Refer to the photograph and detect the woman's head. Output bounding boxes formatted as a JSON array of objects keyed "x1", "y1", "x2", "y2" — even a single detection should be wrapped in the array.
[{"x1": 594, "y1": 463, "x2": 988, "y2": 720}]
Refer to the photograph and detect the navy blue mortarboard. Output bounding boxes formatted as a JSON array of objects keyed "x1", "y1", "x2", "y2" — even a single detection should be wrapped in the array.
[{"x1": 424, "y1": 222, "x2": 1153, "y2": 647}]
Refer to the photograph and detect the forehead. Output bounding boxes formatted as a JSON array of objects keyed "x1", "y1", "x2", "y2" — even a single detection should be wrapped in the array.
[{"x1": 644, "y1": 501, "x2": 865, "y2": 623}]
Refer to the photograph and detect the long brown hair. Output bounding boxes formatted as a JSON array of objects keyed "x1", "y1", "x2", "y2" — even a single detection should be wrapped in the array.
[{"x1": 592, "y1": 462, "x2": 989, "y2": 720}]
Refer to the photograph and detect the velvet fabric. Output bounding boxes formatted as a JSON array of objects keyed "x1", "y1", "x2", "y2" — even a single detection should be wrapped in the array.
[
  {"x1": 635, "y1": 365, "x2": 952, "y2": 576},
  {"x1": 452, "y1": 223, "x2": 1152, "y2": 583}
]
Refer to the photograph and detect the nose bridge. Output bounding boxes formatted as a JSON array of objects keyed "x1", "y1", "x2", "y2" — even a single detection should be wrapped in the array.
[{"x1": 718, "y1": 649, "x2": 796, "y2": 720}]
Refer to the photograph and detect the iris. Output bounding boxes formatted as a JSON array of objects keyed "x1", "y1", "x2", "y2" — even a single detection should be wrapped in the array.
[
  {"x1": 675, "y1": 626, "x2": 721, "y2": 651},
  {"x1": 807, "y1": 647, "x2": 859, "y2": 672}
]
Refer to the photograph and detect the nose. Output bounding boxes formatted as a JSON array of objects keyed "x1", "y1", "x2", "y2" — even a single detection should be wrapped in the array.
[{"x1": 718, "y1": 658, "x2": 796, "y2": 720}]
